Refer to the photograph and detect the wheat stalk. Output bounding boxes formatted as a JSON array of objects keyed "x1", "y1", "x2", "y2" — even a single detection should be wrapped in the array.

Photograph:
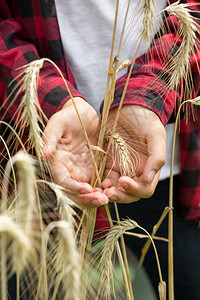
[
  {"x1": 139, "y1": 206, "x2": 171, "y2": 267},
  {"x1": 168, "y1": 96, "x2": 200, "y2": 300},
  {"x1": 94, "y1": 0, "x2": 131, "y2": 177},
  {"x1": 124, "y1": 231, "x2": 169, "y2": 242}
]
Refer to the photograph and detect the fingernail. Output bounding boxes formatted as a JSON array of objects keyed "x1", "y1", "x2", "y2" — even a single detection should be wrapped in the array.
[
  {"x1": 121, "y1": 183, "x2": 129, "y2": 189},
  {"x1": 80, "y1": 188, "x2": 92, "y2": 194},
  {"x1": 109, "y1": 195, "x2": 118, "y2": 202},
  {"x1": 91, "y1": 200, "x2": 100, "y2": 206},
  {"x1": 91, "y1": 199, "x2": 108, "y2": 206},
  {"x1": 147, "y1": 170, "x2": 156, "y2": 183}
]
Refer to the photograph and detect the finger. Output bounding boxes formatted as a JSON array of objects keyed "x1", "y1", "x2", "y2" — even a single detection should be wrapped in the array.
[
  {"x1": 104, "y1": 186, "x2": 140, "y2": 203},
  {"x1": 102, "y1": 168, "x2": 120, "y2": 187},
  {"x1": 57, "y1": 175, "x2": 93, "y2": 195},
  {"x1": 93, "y1": 187, "x2": 103, "y2": 192},
  {"x1": 101, "y1": 178, "x2": 114, "y2": 189},
  {"x1": 142, "y1": 126, "x2": 166, "y2": 183},
  {"x1": 52, "y1": 161, "x2": 93, "y2": 194},
  {"x1": 104, "y1": 171, "x2": 160, "y2": 203},
  {"x1": 67, "y1": 191, "x2": 109, "y2": 208},
  {"x1": 119, "y1": 172, "x2": 160, "y2": 199}
]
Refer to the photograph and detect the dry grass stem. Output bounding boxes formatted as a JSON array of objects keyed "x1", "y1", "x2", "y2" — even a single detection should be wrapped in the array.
[
  {"x1": 139, "y1": 206, "x2": 171, "y2": 267},
  {"x1": 113, "y1": 202, "x2": 134, "y2": 300},
  {"x1": 168, "y1": 96, "x2": 200, "y2": 300},
  {"x1": 95, "y1": 0, "x2": 130, "y2": 176},
  {"x1": 103, "y1": 205, "x2": 133, "y2": 300},
  {"x1": 95, "y1": 0, "x2": 119, "y2": 163},
  {"x1": 124, "y1": 231, "x2": 169, "y2": 242},
  {"x1": 100, "y1": 37, "x2": 143, "y2": 182}
]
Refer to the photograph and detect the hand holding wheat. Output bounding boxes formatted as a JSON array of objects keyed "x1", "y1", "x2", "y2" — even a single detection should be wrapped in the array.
[
  {"x1": 102, "y1": 104, "x2": 166, "y2": 203},
  {"x1": 42, "y1": 97, "x2": 108, "y2": 208}
]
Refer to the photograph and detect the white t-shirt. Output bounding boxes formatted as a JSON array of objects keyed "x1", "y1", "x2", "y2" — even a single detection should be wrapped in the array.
[{"x1": 55, "y1": 0, "x2": 180, "y2": 180}]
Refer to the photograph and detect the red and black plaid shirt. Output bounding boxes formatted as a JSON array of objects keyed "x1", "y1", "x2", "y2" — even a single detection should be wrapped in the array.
[{"x1": 0, "y1": 0, "x2": 200, "y2": 221}]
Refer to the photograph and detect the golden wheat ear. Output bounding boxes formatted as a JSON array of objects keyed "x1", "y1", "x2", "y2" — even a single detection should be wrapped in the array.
[
  {"x1": 98, "y1": 218, "x2": 166, "y2": 300},
  {"x1": 97, "y1": 219, "x2": 138, "y2": 300},
  {"x1": 42, "y1": 221, "x2": 81, "y2": 300},
  {"x1": 6, "y1": 59, "x2": 47, "y2": 160},
  {"x1": 11, "y1": 152, "x2": 36, "y2": 231},
  {"x1": 0, "y1": 214, "x2": 37, "y2": 300},
  {"x1": 164, "y1": 2, "x2": 200, "y2": 92},
  {"x1": 104, "y1": 128, "x2": 140, "y2": 177},
  {"x1": 0, "y1": 151, "x2": 42, "y2": 299},
  {"x1": 139, "y1": 0, "x2": 156, "y2": 43}
]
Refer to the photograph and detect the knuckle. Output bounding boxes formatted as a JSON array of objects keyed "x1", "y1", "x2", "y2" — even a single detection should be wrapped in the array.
[
  {"x1": 159, "y1": 155, "x2": 166, "y2": 167},
  {"x1": 144, "y1": 185, "x2": 156, "y2": 198}
]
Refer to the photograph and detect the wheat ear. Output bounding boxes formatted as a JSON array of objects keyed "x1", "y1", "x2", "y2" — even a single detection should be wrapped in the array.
[
  {"x1": 44, "y1": 221, "x2": 81, "y2": 300},
  {"x1": 165, "y1": 1, "x2": 199, "y2": 91},
  {"x1": 98, "y1": 219, "x2": 138, "y2": 300},
  {"x1": 105, "y1": 128, "x2": 139, "y2": 177},
  {"x1": 13, "y1": 60, "x2": 47, "y2": 158},
  {"x1": 98, "y1": 219, "x2": 166, "y2": 300},
  {"x1": 0, "y1": 215, "x2": 35, "y2": 275},
  {"x1": 139, "y1": 0, "x2": 156, "y2": 43},
  {"x1": 10, "y1": 151, "x2": 36, "y2": 235}
]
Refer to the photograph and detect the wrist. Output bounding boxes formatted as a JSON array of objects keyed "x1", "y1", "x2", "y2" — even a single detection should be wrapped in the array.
[{"x1": 61, "y1": 97, "x2": 86, "y2": 110}]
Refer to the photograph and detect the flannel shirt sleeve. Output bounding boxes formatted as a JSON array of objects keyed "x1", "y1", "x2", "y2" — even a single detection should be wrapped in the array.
[
  {"x1": 109, "y1": 1, "x2": 200, "y2": 126},
  {"x1": 0, "y1": 12, "x2": 84, "y2": 124}
]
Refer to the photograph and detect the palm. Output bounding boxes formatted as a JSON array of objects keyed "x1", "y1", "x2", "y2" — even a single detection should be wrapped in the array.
[
  {"x1": 43, "y1": 97, "x2": 100, "y2": 193},
  {"x1": 102, "y1": 105, "x2": 166, "y2": 203},
  {"x1": 50, "y1": 129, "x2": 98, "y2": 188}
]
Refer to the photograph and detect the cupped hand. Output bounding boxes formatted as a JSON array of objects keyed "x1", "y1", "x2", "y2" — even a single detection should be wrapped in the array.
[
  {"x1": 102, "y1": 105, "x2": 166, "y2": 203},
  {"x1": 42, "y1": 97, "x2": 108, "y2": 208}
]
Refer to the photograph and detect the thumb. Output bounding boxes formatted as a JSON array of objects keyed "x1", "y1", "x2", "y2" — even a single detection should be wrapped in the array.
[
  {"x1": 42, "y1": 113, "x2": 65, "y2": 159},
  {"x1": 142, "y1": 127, "x2": 166, "y2": 184}
]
